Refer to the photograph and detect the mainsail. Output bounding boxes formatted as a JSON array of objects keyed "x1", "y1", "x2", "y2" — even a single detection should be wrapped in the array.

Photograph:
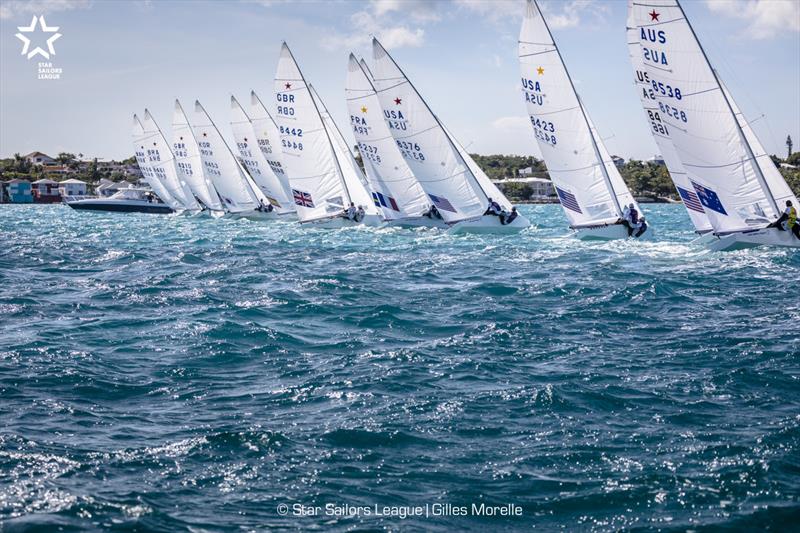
[
  {"x1": 626, "y1": 1, "x2": 711, "y2": 233},
  {"x1": 371, "y1": 38, "x2": 490, "y2": 223},
  {"x1": 519, "y1": 0, "x2": 639, "y2": 228},
  {"x1": 172, "y1": 99, "x2": 223, "y2": 211},
  {"x1": 192, "y1": 100, "x2": 262, "y2": 213},
  {"x1": 230, "y1": 95, "x2": 295, "y2": 213},
  {"x1": 249, "y1": 91, "x2": 295, "y2": 205},
  {"x1": 345, "y1": 55, "x2": 429, "y2": 220},
  {"x1": 630, "y1": 0, "x2": 796, "y2": 233},
  {"x1": 132, "y1": 114, "x2": 180, "y2": 210},
  {"x1": 274, "y1": 42, "x2": 365, "y2": 222},
  {"x1": 140, "y1": 109, "x2": 200, "y2": 211}
]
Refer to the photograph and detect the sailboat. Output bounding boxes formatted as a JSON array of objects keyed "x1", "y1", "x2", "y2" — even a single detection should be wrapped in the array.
[
  {"x1": 248, "y1": 90, "x2": 296, "y2": 210},
  {"x1": 519, "y1": 0, "x2": 648, "y2": 240},
  {"x1": 140, "y1": 109, "x2": 201, "y2": 212},
  {"x1": 192, "y1": 100, "x2": 272, "y2": 217},
  {"x1": 626, "y1": 2, "x2": 712, "y2": 241},
  {"x1": 371, "y1": 38, "x2": 530, "y2": 233},
  {"x1": 173, "y1": 99, "x2": 225, "y2": 213},
  {"x1": 230, "y1": 95, "x2": 296, "y2": 218},
  {"x1": 630, "y1": 0, "x2": 798, "y2": 251},
  {"x1": 130, "y1": 114, "x2": 184, "y2": 212},
  {"x1": 273, "y1": 42, "x2": 382, "y2": 227},
  {"x1": 345, "y1": 54, "x2": 441, "y2": 227}
]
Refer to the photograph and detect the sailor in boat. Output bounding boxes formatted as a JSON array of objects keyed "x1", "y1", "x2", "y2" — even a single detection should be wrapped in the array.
[
  {"x1": 422, "y1": 205, "x2": 443, "y2": 220},
  {"x1": 620, "y1": 203, "x2": 639, "y2": 237},
  {"x1": 484, "y1": 198, "x2": 503, "y2": 217},
  {"x1": 354, "y1": 205, "x2": 365, "y2": 223},
  {"x1": 342, "y1": 202, "x2": 357, "y2": 220},
  {"x1": 772, "y1": 200, "x2": 800, "y2": 239},
  {"x1": 500, "y1": 206, "x2": 520, "y2": 226},
  {"x1": 633, "y1": 215, "x2": 648, "y2": 238},
  {"x1": 257, "y1": 199, "x2": 274, "y2": 213}
]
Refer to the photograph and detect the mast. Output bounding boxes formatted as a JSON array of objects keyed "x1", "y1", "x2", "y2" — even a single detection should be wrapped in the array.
[
  {"x1": 372, "y1": 38, "x2": 492, "y2": 206},
  {"x1": 281, "y1": 43, "x2": 353, "y2": 205},
  {"x1": 674, "y1": 0, "x2": 779, "y2": 217},
  {"x1": 531, "y1": 0, "x2": 623, "y2": 217}
]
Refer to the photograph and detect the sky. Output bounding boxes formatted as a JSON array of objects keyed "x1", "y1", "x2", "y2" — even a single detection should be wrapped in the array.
[{"x1": 1, "y1": 0, "x2": 799, "y2": 163}]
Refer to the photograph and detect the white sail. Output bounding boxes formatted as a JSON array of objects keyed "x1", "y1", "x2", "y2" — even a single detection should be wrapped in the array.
[
  {"x1": 723, "y1": 82, "x2": 798, "y2": 209},
  {"x1": 626, "y1": 2, "x2": 711, "y2": 233},
  {"x1": 630, "y1": 0, "x2": 784, "y2": 233},
  {"x1": 192, "y1": 100, "x2": 261, "y2": 213},
  {"x1": 371, "y1": 38, "x2": 490, "y2": 223},
  {"x1": 230, "y1": 95, "x2": 295, "y2": 213},
  {"x1": 249, "y1": 91, "x2": 295, "y2": 205},
  {"x1": 274, "y1": 42, "x2": 360, "y2": 222},
  {"x1": 345, "y1": 55, "x2": 430, "y2": 219},
  {"x1": 140, "y1": 109, "x2": 200, "y2": 211},
  {"x1": 172, "y1": 100, "x2": 224, "y2": 211},
  {"x1": 519, "y1": 0, "x2": 638, "y2": 228},
  {"x1": 132, "y1": 114, "x2": 180, "y2": 210},
  {"x1": 309, "y1": 84, "x2": 381, "y2": 216}
]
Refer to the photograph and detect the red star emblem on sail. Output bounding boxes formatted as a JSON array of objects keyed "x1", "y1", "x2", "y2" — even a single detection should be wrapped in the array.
[
  {"x1": 649, "y1": 10, "x2": 659, "y2": 21},
  {"x1": 285, "y1": 82, "x2": 292, "y2": 89},
  {"x1": 394, "y1": 97, "x2": 402, "y2": 105}
]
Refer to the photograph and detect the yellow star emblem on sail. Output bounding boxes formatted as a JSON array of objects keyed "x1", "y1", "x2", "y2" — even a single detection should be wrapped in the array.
[
  {"x1": 537, "y1": 66, "x2": 544, "y2": 75},
  {"x1": 360, "y1": 106, "x2": 368, "y2": 113}
]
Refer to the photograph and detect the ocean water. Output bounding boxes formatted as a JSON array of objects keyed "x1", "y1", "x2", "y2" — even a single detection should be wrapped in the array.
[{"x1": 1, "y1": 203, "x2": 798, "y2": 532}]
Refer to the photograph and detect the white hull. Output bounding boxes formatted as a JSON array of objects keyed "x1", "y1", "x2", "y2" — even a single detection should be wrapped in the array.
[
  {"x1": 386, "y1": 216, "x2": 449, "y2": 229},
  {"x1": 301, "y1": 213, "x2": 384, "y2": 228},
  {"x1": 705, "y1": 227, "x2": 800, "y2": 252},
  {"x1": 228, "y1": 209, "x2": 297, "y2": 221},
  {"x1": 448, "y1": 214, "x2": 531, "y2": 234},
  {"x1": 572, "y1": 223, "x2": 653, "y2": 241},
  {"x1": 690, "y1": 232, "x2": 716, "y2": 246}
]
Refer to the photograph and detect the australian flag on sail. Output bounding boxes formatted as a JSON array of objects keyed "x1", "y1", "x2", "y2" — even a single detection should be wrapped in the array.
[
  {"x1": 292, "y1": 189, "x2": 314, "y2": 208},
  {"x1": 372, "y1": 191, "x2": 400, "y2": 211},
  {"x1": 428, "y1": 193, "x2": 456, "y2": 213},
  {"x1": 555, "y1": 186, "x2": 582, "y2": 214},
  {"x1": 677, "y1": 186, "x2": 704, "y2": 213},
  {"x1": 690, "y1": 181, "x2": 727, "y2": 215}
]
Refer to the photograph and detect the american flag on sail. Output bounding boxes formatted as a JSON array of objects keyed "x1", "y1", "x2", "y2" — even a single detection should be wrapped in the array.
[
  {"x1": 677, "y1": 186, "x2": 704, "y2": 213},
  {"x1": 292, "y1": 189, "x2": 314, "y2": 208},
  {"x1": 428, "y1": 193, "x2": 456, "y2": 213},
  {"x1": 555, "y1": 187, "x2": 582, "y2": 214},
  {"x1": 372, "y1": 191, "x2": 400, "y2": 211},
  {"x1": 691, "y1": 181, "x2": 727, "y2": 215}
]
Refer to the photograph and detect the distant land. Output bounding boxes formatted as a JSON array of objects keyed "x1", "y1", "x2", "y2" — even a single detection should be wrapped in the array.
[{"x1": 2, "y1": 149, "x2": 799, "y2": 203}]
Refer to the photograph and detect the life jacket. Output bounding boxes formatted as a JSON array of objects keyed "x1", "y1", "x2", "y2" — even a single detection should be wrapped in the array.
[
  {"x1": 629, "y1": 208, "x2": 639, "y2": 224},
  {"x1": 787, "y1": 206, "x2": 797, "y2": 227}
]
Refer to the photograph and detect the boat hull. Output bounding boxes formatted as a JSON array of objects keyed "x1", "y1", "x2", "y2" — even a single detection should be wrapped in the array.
[
  {"x1": 386, "y1": 216, "x2": 449, "y2": 229},
  {"x1": 66, "y1": 199, "x2": 174, "y2": 214},
  {"x1": 448, "y1": 214, "x2": 531, "y2": 234},
  {"x1": 301, "y1": 213, "x2": 384, "y2": 228},
  {"x1": 572, "y1": 223, "x2": 653, "y2": 241},
  {"x1": 705, "y1": 227, "x2": 800, "y2": 252},
  {"x1": 228, "y1": 210, "x2": 297, "y2": 221}
]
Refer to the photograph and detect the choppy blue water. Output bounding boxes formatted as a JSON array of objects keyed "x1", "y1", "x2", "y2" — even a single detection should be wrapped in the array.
[{"x1": 1, "y1": 204, "x2": 798, "y2": 532}]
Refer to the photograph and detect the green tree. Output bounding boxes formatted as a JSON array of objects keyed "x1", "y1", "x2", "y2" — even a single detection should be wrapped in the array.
[{"x1": 787, "y1": 135, "x2": 793, "y2": 159}]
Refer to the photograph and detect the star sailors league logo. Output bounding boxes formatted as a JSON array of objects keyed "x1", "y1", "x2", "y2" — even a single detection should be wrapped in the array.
[{"x1": 15, "y1": 15, "x2": 64, "y2": 80}]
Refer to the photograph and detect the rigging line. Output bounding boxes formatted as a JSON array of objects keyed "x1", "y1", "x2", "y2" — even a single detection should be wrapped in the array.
[{"x1": 519, "y1": 49, "x2": 557, "y2": 59}]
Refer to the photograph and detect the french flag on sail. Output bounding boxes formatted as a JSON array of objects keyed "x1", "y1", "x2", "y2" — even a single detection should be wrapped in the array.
[
  {"x1": 555, "y1": 187, "x2": 582, "y2": 214},
  {"x1": 372, "y1": 191, "x2": 400, "y2": 211},
  {"x1": 429, "y1": 193, "x2": 456, "y2": 213},
  {"x1": 691, "y1": 181, "x2": 727, "y2": 215},
  {"x1": 677, "y1": 186, "x2": 704, "y2": 213},
  {"x1": 292, "y1": 188, "x2": 314, "y2": 208}
]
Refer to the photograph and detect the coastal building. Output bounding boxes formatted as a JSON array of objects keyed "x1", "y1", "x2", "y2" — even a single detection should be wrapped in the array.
[
  {"x1": 518, "y1": 166, "x2": 534, "y2": 177},
  {"x1": 493, "y1": 177, "x2": 555, "y2": 199},
  {"x1": 31, "y1": 178, "x2": 62, "y2": 203},
  {"x1": 648, "y1": 155, "x2": 665, "y2": 166},
  {"x1": 59, "y1": 178, "x2": 88, "y2": 198},
  {"x1": 4, "y1": 179, "x2": 33, "y2": 203},
  {"x1": 611, "y1": 155, "x2": 625, "y2": 168},
  {"x1": 24, "y1": 151, "x2": 56, "y2": 166}
]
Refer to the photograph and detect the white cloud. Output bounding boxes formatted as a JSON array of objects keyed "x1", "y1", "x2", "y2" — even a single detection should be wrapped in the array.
[
  {"x1": 706, "y1": 0, "x2": 800, "y2": 39},
  {"x1": 321, "y1": 1, "x2": 432, "y2": 51},
  {"x1": 455, "y1": 0, "x2": 607, "y2": 29},
  {"x1": 0, "y1": 0, "x2": 90, "y2": 20}
]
